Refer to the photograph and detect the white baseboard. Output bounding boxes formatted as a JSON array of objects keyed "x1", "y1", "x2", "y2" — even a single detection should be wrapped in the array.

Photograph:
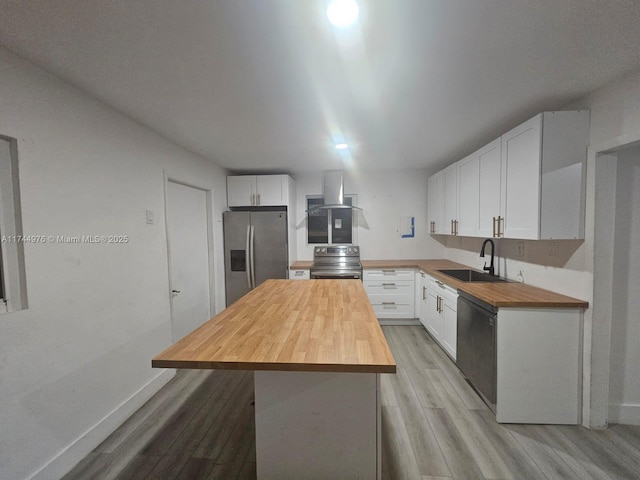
[
  {"x1": 608, "y1": 403, "x2": 640, "y2": 425},
  {"x1": 29, "y1": 368, "x2": 175, "y2": 480},
  {"x1": 378, "y1": 319, "x2": 421, "y2": 326}
]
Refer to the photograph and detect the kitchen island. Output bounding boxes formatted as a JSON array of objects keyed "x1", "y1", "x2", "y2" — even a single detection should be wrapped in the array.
[{"x1": 153, "y1": 279, "x2": 395, "y2": 479}]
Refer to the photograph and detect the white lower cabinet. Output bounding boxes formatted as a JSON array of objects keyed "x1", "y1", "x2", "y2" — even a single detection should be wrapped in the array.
[
  {"x1": 289, "y1": 269, "x2": 310, "y2": 280},
  {"x1": 418, "y1": 272, "x2": 429, "y2": 328},
  {"x1": 440, "y1": 292, "x2": 457, "y2": 360},
  {"x1": 422, "y1": 273, "x2": 458, "y2": 360},
  {"x1": 496, "y1": 308, "x2": 582, "y2": 424},
  {"x1": 364, "y1": 269, "x2": 415, "y2": 319}
]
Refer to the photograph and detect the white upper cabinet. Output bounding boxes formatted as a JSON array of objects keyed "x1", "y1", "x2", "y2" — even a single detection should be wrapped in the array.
[
  {"x1": 457, "y1": 153, "x2": 480, "y2": 237},
  {"x1": 428, "y1": 110, "x2": 589, "y2": 239},
  {"x1": 500, "y1": 111, "x2": 589, "y2": 239},
  {"x1": 477, "y1": 138, "x2": 502, "y2": 238},
  {"x1": 227, "y1": 176, "x2": 256, "y2": 206},
  {"x1": 227, "y1": 174, "x2": 292, "y2": 207},
  {"x1": 256, "y1": 175, "x2": 289, "y2": 206},
  {"x1": 443, "y1": 164, "x2": 458, "y2": 235},
  {"x1": 500, "y1": 116, "x2": 542, "y2": 239},
  {"x1": 538, "y1": 111, "x2": 590, "y2": 239},
  {"x1": 427, "y1": 172, "x2": 445, "y2": 234}
]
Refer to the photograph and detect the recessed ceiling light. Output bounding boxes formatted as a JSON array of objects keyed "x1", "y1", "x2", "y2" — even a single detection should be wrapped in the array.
[
  {"x1": 327, "y1": 0, "x2": 359, "y2": 27},
  {"x1": 334, "y1": 143, "x2": 349, "y2": 150}
]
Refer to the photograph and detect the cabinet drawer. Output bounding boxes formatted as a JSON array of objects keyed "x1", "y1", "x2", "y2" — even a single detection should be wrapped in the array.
[
  {"x1": 371, "y1": 302, "x2": 415, "y2": 319},
  {"x1": 365, "y1": 282, "x2": 414, "y2": 303},
  {"x1": 289, "y1": 269, "x2": 310, "y2": 280},
  {"x1": 428, "y1": 278, "x2": 457, "y2": 298},
  {"x1": 364, "y1": 269, "x2": 415, "y2": 281}
]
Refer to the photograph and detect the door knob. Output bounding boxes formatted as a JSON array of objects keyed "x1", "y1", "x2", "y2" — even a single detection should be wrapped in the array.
[{"x1": 171, "y1": 289, "x2": 181, "y2": 294}]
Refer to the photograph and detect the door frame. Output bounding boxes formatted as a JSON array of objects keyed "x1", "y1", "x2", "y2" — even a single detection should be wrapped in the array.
[
  {"x1": 585, "y1": 131, "x2": 640, "y2": 427},
  {"x1": 163, "y1": 171, "x2": 217, "y2": 328}
]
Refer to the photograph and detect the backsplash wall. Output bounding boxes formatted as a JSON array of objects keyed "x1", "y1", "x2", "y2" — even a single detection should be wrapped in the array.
[
  {"x1": 440, "y1": 236, "x2": 589, "y2": 301},
  {"x1": 293, "y1": 169, "x2": 445, "y2": 261}
]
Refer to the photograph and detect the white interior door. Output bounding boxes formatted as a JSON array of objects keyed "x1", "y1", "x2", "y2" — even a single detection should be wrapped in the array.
[{"x1": 166, "y1": 180, "x2": 212, "y2": 342}]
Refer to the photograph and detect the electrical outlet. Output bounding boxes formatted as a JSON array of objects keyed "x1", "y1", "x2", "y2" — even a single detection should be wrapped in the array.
[
  {"x1": 516, "y1": 241, "x2": 525, "y2": 258},
  {"x1": 548, "y1": 241, "x2": 559, "y2": 257}
]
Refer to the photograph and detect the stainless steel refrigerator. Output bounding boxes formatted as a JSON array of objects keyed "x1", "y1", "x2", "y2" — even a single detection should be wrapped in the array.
[{"x1": 223, "y1": 210, "x2": 288, "y2": 306}]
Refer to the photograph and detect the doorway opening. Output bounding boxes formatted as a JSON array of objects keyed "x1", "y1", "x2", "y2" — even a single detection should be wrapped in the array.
[{"x1": 593, "y1": 140, "x2": 640, "y2": 426}]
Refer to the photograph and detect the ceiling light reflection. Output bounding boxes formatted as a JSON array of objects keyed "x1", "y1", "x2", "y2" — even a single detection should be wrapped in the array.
[{"x1": 327, "y1": 0, "x2": 359, "y2": 27}]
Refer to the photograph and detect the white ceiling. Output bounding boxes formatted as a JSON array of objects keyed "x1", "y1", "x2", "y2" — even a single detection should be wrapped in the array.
[{"x1": 1, "y1": 0, "x2": 640, "y2": 174}]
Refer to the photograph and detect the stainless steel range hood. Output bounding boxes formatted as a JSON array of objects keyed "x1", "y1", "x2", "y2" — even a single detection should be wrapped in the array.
[
  {"x1": 308, "y1": 170, "x2": 362, "y2": 211},
  {"x1": 323, "y1": 170, "x2": 345, "y2": 206}
]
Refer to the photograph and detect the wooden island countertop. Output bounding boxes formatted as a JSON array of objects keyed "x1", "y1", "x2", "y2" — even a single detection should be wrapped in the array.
[{"x1": 152, "y1": 279, "x2": 396, "y2": 374}]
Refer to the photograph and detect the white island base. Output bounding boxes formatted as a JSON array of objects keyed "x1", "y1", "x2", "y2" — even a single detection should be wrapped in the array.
[{"x1": 254, "y1": 371, "x2": 381, "y2": 480}]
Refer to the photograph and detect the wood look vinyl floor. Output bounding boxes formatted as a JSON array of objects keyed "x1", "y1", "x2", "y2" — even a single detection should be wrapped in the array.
[{"x1": 63, "y1": 326, "x2": 640, "y2": 480}]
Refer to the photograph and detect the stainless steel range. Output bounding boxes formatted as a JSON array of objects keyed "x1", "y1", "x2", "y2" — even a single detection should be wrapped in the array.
[{"x1": 310, "y1": 245, "x2": 363, "y2": 280}]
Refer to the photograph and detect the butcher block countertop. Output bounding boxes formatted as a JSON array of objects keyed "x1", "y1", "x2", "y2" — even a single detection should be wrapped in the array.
[
  {"x1": 290, "y1": 260, "x2": 313, "y2": 269},
  {"x1": 153, "y1": 279, "x2": 396, "y2": 374},
  {"x1": 364, "y1": 259, "x2": 588, "y2": 308},
  {"x1": 289, "y1": 259, "x2": 588, "y2": 308}
]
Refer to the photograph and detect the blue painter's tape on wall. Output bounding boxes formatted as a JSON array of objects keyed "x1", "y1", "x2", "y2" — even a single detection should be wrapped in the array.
[{"x1": 401, "y1": 216, "x2": 415, "y2": 238}]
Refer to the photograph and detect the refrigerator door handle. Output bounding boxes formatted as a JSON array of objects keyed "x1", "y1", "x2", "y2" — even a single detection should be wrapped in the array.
[
  {"x1": 249, "y1": 225, "x2": 256, "y2": 289},
  {"x1": 245, "y1": 225, "x2": 252, "y2": 290}
]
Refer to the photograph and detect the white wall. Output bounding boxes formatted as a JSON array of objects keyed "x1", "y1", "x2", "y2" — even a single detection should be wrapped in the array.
[
  {"x1": 293, "y1": 169, "x2": 444, "y2": 261},
  {"x1": 0, "y1": 47, "x2": 228, "y2": 479},
  {"x1": 609, "y1": 147, "x2": 640, "y2": 423}
]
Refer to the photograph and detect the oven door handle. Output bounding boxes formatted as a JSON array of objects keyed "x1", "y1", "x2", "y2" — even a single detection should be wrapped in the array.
[{"x1": 310, "y1": 271, "x2": 362, "y2": 279}]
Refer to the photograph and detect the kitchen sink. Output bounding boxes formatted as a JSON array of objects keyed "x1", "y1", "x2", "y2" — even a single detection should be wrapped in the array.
[{"x1": 437, "y1": 269, "x2": 507, "y2": 283}]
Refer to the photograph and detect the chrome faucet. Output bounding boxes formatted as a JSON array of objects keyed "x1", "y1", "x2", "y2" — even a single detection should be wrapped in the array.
[{"x1": 480, "y1": 239, "x2": 495, "y2": 276}]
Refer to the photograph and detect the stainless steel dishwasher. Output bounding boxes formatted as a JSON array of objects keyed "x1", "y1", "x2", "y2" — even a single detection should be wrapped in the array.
[{"x1": 456, "y1": 291, "x2": 498, "y2": 412}]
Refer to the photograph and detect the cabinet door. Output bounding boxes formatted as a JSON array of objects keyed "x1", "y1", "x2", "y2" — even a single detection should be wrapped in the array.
[
  {"x1": 441, "y1": 295, "x2": 457, "y2": 360},
  {"x1": 227, "y1": 176, "x2": 256, "y2": 207},
  {"x1": 477, "y1": 138, "x2": 502, "y2": 238},
  {"x1": 443, "y1": 165, "x2": 458, "y2": 235},
  {"x1": 457, "y1": 153, "x2": 479, "y2": 237},
  {"x1": 418, "y1": 273, "x2": 429, "y2": 329},
  {"x1": 427, "y1": 173, "x2": 444, "y2": 234},
  {"x1": 501, "y1": 115, "x2": 542, "y2": 239},
  {"x1": 256, "y1": 175, "x2": 287, "y2": 206},
  {"x1": 425, "y1": 291, "x2": 442, "y2": 340}
]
